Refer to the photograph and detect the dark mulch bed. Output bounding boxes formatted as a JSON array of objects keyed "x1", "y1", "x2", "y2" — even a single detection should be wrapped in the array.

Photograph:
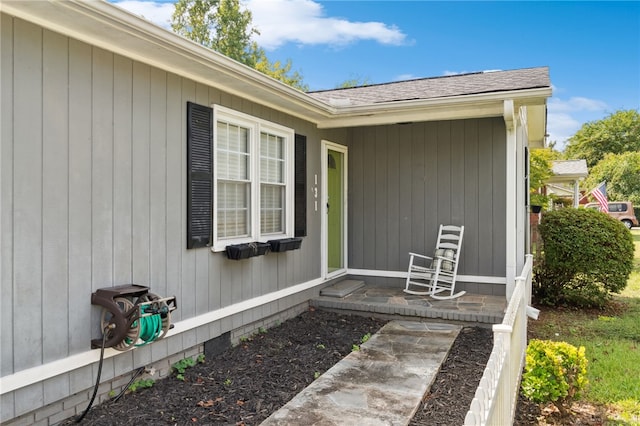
[
  {"x1": 63, "y1": 308, "x2": 538, "y2": 425},
  {"x1": 409, "y1": 326, "x2": 493, "y2": 425}
]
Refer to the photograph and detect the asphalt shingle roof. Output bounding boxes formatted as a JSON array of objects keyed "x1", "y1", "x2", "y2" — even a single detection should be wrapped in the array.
[
  {"x1": 307, "y1": 67, "x2": 550, "y2": 106},
  {"x1": 551, "y1": 159, "x2": 588, "y2": 177}
]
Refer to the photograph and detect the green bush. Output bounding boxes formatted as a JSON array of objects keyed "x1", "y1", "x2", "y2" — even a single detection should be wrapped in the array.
[
  {"x1": 521, "y1": 339, "x2": 588, "y2": 417},
  {"x1": 533, "y1": 208, "x2": 634, "y2": 307}
]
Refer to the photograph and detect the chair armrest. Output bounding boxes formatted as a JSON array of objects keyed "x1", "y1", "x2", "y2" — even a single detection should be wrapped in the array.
[{"x1": 409, "y1": 252, "x2": 433, "y2": 260}]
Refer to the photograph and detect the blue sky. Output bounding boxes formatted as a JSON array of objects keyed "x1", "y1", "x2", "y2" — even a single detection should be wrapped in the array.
[{"x1": 112, "y1": 0, "x2": 640, "y2": 150}]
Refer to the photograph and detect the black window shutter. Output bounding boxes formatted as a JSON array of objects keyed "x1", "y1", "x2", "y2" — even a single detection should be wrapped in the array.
[
  {"x1": 187, "y1": 102, "x2": 213, "y2": 249},
  {"x1": 294, "y1": 134, "x2": 307, "y2": 237}
]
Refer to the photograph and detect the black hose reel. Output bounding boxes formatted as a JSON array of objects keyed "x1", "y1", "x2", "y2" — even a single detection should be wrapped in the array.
[{"x1": 91, "y1": 284, "x2": 177, "y2": 350}]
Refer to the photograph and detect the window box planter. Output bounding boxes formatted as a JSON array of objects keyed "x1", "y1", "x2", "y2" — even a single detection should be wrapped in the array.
[
  {"x1": 225, "y1": 242, "x2": 271, "y2": 260},
  {"x1": 267, "y1": 237, "x2": 303, "y2": 253}
]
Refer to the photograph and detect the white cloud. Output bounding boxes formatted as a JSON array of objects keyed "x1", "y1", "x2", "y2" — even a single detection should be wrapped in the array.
[
  {"x1": 546, "y1": 111, "x2": 581, "y2": 148},
  {"x1": 112, "y1": 0, "x2": 408, "y2": 50},
  {"x1": 111, "y1": 1, "x2": 175, "y2": 29},
  {"x1": 547, "y1": 96, "x2": 609, "y2": 149},
  {"x1": 442, "y1": 69, "x2": 501, "y2": 76},
  {"x1": 548, "y1": 96, "x2": 607, "y2": 113},
  {"x1": 394, "y1": 73, "x2": 417, "y2": 81},
  {"x1": 247, "y1": 0, "x2": 407, "y2": 49}
]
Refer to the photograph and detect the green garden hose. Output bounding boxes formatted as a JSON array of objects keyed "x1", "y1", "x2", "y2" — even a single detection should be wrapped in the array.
[{"x1": 126, "y1": 306, "x2": 163, "y2": 347}]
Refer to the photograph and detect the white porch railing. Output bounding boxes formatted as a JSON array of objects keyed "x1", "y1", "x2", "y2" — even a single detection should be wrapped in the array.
[{"x1": 464, "y1": 254, "x2": 534, "y2": 425}]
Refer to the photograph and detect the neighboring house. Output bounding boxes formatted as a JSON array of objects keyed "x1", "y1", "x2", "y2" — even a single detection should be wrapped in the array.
[
  {"x1": 546, "y1": 159, "x2": 589, "y2": 207},
  {"x1": 0, "y1": 1, "x2": 551, "y2": 424}
]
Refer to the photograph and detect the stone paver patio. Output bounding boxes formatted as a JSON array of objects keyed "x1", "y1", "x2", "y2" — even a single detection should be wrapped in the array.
[{"x1": 311, "y1": 284, "x2": 507, "y2": 325}]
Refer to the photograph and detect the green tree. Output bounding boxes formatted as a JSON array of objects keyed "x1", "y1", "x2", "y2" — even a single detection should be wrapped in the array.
[
  {"x1": 583, "y1": 151, "x2": 640, "y2": 205},
  {"x1": 211, "y1": 0, "x2": 257, "y2": 65},
  {"x1": 251, "y1": 45, "x2": 308, "y2": 91},
  {"x1": 335, "y1": 74, "x2": 372, "y2": 88},
  {"x1": 529, "y1": 147, "x2": 559, "y2": 208},
  {"x1": 171, "y1": 0, "x2": 307, "y2": 90},
  {"x1": 564, "y1": 109, "x2": 640, "y2": 168},
  {"x1": 172, "y1": 0, "x2": 219, "y2": 47}
]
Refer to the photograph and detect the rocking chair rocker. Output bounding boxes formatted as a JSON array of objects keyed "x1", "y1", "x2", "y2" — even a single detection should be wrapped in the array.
[{"x1": 404, "y1": 224, "x2": 465, "y2": 299}]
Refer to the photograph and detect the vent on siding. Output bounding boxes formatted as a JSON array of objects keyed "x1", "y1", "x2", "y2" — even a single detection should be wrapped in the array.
[{"x1": 187, "y1": 102, "x2": 213, "y2": 249}]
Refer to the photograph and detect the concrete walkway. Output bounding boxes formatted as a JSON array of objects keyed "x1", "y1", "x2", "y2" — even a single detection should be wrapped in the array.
[{"x1": 261, "y1": 320, "x2": 461, "y2": 426}]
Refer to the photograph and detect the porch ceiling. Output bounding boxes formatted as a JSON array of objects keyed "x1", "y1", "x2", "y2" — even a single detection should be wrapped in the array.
[{"x1": 1, "y1": 0, "x2": 550, "y2": 132}]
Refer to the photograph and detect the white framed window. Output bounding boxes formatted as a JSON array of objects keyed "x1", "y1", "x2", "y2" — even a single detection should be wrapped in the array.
[{"x1": 212, "y1": 105, "x2": 294, "y2": 250}]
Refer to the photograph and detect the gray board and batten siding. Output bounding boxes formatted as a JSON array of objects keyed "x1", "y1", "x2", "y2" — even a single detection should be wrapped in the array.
[
  {"x1": 345, "y1": 119, "x2": 507, "y2": 293},
  {"x1": 0, "y1": 15, "x2": 347, "y2": 381}
]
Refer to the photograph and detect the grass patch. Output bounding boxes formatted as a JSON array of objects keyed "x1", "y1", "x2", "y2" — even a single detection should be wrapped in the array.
[{"x1": 529, "y1": 228, "x2": 640, "y2": 423}]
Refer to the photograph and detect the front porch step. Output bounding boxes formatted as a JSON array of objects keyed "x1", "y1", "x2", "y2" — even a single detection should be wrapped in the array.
[
  {"x1": 312, "y1": 286, "x2": 506, "y2": 324},
  {"x1": 320, "y1": 279, "x2": 366, "y2": 298}
]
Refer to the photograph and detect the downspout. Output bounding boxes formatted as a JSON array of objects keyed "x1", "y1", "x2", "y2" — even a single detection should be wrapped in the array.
[{"x1": 503, "y1": 100, "x2": 517, "y2": 300}]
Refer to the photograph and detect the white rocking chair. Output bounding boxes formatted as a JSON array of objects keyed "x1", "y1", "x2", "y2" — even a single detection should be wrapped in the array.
[{"x1": 404, "y1": 225, "x2": 465, "y2": 299}]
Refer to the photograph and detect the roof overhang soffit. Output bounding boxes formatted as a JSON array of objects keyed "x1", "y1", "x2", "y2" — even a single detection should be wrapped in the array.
[
  {"x1": 526, "y1": 104, "x2": 547, "y2": 148},
  {"x1": 503, "y1": 99, "x2": 548, "y2": 149},
  {"x1": 1, "y1": 1, "x2": 551, "y2": 130}
]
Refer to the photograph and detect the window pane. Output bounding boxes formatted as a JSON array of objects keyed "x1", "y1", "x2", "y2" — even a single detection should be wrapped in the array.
[
  {"x1": 261, "y1": 184, "x2": 284, "y2": 234},
  {"x1": 218, "y1": 122, "x2": 249, "y2": 180},
  {"x1": 260, "y1": 132, "x2": 284, "y2": 184},
  {"x1": 260, "y1": 131, "x2": 285, "y2": 234},
  {"x1": 217, "y1": 120, "x2": 252, "y2": 239},
  {"x1": 217, "y1": 181, "x2": 250, "y2": 238},
  {"x1": 218, "y1": 122, "x2": 228, "y2": 150}
]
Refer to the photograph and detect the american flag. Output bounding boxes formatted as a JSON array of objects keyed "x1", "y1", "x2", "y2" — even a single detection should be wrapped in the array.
[{"x1": 591, "y1": 181, "x2": 608, "y2": 213}]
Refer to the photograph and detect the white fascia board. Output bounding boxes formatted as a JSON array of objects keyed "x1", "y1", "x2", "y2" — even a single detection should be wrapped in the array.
[
  {"x1": 318, "y1": 88, "x2": 552, "y2": 129},
  {"x1": 547, "y1": 174, "x2": 588, "y2": 183}
]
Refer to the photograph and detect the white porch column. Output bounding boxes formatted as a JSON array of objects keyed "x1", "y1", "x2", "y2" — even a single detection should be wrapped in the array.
[
  {"x1": 573, "y1": 179, "x2": 580, "y2": 207},
  {"x1": 504, "y1": 100, "x2": 517, "y2": 300}
]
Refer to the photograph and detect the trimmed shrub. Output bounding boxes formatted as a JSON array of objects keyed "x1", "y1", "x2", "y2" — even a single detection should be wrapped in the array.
[
  {"x1": 521, "y1": 339, "x2": 588, "y2": 417},
  {"x1": 533, "y1": 208, "x2": 634, "y2": 307}
]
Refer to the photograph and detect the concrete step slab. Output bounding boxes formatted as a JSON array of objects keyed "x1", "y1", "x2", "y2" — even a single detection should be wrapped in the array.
[{"x1": 320, "y1": 279, "x2": 366, "y2": 298}]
